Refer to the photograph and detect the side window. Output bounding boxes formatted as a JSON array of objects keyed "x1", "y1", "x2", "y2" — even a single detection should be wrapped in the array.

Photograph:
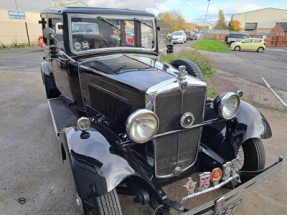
[
  {"x1": 243, "y1": 35, "x2": 248, "y2": 39},
  {"x1": 42, "y1": 18, "x2": 48, "y2": 45},
  {"x1": 244, "y1": 39, "x2": 253, "y2": 43},
  {"x1": 141, "y1": 20, "x2": 154, "y2": 49},
  {"x1": 254, "y1": 39, "x2": 262, "y2": 43},
  {"x1": 51, "y1": 18, "x2": 63, "y2": 45},
  {"x1": 125, "y1": 21, "x2": 135, "y2": 46}
]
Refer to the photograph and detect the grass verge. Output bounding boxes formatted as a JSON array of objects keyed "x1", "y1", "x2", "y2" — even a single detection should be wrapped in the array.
[
  {"x1": 162, "y1": 49, "x2": 217, "y2": 98},
  {"x1": 279, "y1": 109, "x2": 287, "y2": 114},
  {"x1": 190, "y1": 39, "x2": 229, "y2": 53},
  {"x1": 0, "y1": 43, "x2": 38, "y2": 50}
]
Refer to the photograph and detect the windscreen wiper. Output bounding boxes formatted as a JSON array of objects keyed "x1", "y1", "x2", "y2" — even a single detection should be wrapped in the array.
[
  {"x1": 97, "y1": 16, "x2": 121, "y2": 31},
  {"x1": 133, "y1": 18, "x2": 153, "y2": 28},
  {"x1": 114, "y1": 65, "x2": 127, "y2": 74}
]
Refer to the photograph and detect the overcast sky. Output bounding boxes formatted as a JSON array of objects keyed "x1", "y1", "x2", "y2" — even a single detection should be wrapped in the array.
[{"x1": 1, "y1": 0, "x2": 287, "y2": 24}]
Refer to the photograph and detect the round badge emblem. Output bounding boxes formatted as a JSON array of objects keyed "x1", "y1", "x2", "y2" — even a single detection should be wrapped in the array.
[
  {"x1": 82, "y1": 41, "x2": 90, "y2": 50},
  {"x1": 211, "y1": 168, "x2": 222, "y2": 183},
  {"x1": 74, "y1": 42, "x2": 82, "y2": 51},
  {"x1": 180, "y1": 112, "x2": 195, "y2": 128}
]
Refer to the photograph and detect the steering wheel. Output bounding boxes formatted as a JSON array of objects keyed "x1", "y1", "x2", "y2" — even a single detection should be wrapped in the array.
[{"x1": 93, "y1": 36, "x2": 109, "y2": 48}]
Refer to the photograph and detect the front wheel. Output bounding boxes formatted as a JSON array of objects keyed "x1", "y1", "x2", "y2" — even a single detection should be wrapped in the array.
[
  {"x1": 84, "y1": 189, "x2": 122, "y2": 215},
  {"x1": 236, "y1": 138, "x2": 265, "y2": 182},
  {"x1": 234, "y1": 46, "x2": 240, "y2": 51}
]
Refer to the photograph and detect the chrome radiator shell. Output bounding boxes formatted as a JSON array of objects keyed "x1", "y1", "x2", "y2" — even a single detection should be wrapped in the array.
[{"x1": 146, "y1": 76, "x2": 207, "y2": 179}]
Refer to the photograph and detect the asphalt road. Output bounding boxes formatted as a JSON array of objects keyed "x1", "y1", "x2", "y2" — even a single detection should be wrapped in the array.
[
  {"x1": 210, "y1": 47, "x2": 287, "y2": 92},
  {"x1": 0, "y1": 45, "x2": 287, "y2": 215}
]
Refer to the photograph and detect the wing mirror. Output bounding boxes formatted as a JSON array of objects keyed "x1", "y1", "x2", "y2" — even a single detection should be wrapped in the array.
[
  {"x1": 166, "y1": 35, "x2": 174, "y2": 54},
  {"x1": 42, "y1": 27, "x2": 75, "y2": 63},
  {"x1": 43, "y1": 27, "x2": 56, "y2": 40}
]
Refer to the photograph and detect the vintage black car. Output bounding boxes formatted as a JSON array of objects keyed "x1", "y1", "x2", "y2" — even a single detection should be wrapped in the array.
[{"x1": 40, "y1": 7, "x2": 283, "y2": 215}]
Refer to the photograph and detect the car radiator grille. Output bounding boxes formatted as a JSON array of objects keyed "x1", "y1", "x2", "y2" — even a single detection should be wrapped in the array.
[{"x1": 154, "y1": 87, "x2": 206, "y2": 178}]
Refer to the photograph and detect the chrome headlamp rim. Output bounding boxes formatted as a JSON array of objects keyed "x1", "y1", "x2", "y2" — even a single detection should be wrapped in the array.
[
  {"x1": 77, "y1": 117, "x2": 91, "y2": 131},
  {"x1": 126, "y1": 109, "x2": 159, "y2": 144},
  {"x1": 218, "y1": 92, "x2": 240, "y2": 120}
]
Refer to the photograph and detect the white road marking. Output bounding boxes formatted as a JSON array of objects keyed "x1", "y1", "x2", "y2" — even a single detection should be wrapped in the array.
[{"x1": 261, "y1": 77, "x2": 287, "y2": 108}]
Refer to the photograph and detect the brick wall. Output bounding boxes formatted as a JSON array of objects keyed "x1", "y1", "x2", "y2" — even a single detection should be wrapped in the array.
[{"x1": 271, "y1": 24, "x2": 287, "y2": 36}]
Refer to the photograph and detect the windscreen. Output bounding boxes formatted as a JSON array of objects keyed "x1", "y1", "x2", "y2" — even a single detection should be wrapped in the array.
[
  {"x1": 70, "y1": 16, "x2": 155, "y2": 53},
  {"x1": 172, "y1": 32, "x2": 182, "y2": 35}
]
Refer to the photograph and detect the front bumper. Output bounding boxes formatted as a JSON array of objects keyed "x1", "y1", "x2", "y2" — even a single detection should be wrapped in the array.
[
  {"x1": 181, "y1": 156, "x2": 283, "y2": 214},
  {"x1": 163, "y1": 157, "x2": 283, "y2": 215},
  {"x1": 173, "y1": 39, "x2": 183, "y2": 43}
]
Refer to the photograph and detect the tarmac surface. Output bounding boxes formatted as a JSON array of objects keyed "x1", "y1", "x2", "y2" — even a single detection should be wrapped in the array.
[{"x1": 0, "y1": 46, "x2": 286, "y2": 215}]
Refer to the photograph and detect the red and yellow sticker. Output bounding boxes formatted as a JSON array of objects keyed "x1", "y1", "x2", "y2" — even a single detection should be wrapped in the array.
[{"x1": 211, "y1": 168, "x2": 222, "y2": 183}]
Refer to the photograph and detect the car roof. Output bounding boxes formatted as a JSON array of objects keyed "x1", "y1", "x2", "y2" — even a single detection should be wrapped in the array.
[{"x1": 41, "y1": 7, "x2": 155, "y2": 17}]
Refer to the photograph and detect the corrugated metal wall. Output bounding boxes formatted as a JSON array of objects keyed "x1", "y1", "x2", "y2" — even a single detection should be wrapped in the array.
[{"x1": 0, "y1": 9, "x2": 41, "y2": 45}]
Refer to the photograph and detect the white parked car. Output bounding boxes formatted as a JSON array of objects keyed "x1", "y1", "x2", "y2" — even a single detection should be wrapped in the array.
[{"x1": 171, "y1": 31, "x2": 186, "y2": 44}]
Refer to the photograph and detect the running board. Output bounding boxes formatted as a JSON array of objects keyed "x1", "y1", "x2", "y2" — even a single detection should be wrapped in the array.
[{"x1": 47, "y1": 96, "x2": 78, "y2": 136}]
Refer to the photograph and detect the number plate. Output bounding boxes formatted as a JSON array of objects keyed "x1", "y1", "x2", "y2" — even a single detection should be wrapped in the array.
[{"x1": 219, "y1": 199, "x2": 242, "y2": 215}]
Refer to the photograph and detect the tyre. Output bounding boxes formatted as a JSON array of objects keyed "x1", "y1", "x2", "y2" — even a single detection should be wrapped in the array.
[
  {"x1": 236, "y1": 138, "x2": 265, "y2": 182},
  {"x1": 84, "y1": 189, "x2": 122, "y2": 215},
  {"x1": 257, "y1": 47, "x2": 264, "y2": 53},
  {"x1": 170, "y1": 59, "x2": 204, "y2": 82},
  {"x1": 234, "y1": 46, "x2": 240, "y2": 51}
]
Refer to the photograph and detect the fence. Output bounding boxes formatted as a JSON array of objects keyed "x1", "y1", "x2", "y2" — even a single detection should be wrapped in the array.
[
  {"x1": 206, "y1": 34, "x2": 287, "y2": 47},
  {"x1": 0, "y1": 9, "x2": 42, "y2": 46},
  {"x1": 158, "y1": 23, "x2": 172, "y2": 45},
  {"x1": 205, "y1": 29, "x2": 271, "y2": 36}
]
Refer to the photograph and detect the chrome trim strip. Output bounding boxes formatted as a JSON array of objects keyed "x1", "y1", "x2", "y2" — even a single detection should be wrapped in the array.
[
  {"x1": 47, "y1": 98, "x2": 60, "y2": 137},
  {"x1": 181, "y1": 157, "x2": 283, "y2": 214},
  {"x1": 145, "y1": 76, "x2": 207, "y2": 179},
  {"x1": 120, "y1": 118, "x2": 223, "y2": 146},
  {"x1": 67, "y1": 14, "x2": 157, "y2": 56},
  {"x1": 153, "y1": 118, "x2": 220, "y2": 139}
]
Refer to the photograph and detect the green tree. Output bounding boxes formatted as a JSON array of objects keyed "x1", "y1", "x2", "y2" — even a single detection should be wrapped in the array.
[{"x1": 214, "y1": 10, "x2": 228, "y2": 30}]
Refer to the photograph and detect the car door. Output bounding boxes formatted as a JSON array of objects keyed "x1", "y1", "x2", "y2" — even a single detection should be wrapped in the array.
[
  {"x1": 183, "y1": 32, "x2": 186, "y2": 40},
  {"x1": 240, "y1": 39, "x2": 253, "y2": 50}
]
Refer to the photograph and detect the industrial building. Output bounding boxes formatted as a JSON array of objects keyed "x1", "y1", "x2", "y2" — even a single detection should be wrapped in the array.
[{"x1": 232, "y1": 8, "x2": 287, "y2": 32}]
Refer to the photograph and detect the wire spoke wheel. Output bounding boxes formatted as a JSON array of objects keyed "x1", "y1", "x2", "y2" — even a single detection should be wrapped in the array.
[{"x1": 235, "y1": 146, "x2": 244, "y2": 171}]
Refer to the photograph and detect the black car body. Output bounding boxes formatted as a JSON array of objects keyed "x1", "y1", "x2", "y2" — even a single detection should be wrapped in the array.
[{"x1": 40, "y1": 7, "x2": 283, "y2": 215}]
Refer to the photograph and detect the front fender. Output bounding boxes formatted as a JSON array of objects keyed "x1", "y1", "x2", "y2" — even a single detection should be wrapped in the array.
[
  {"x1": 202, "y1": 100, "x2": 272, "y2": 160},
  {"x1": 60, "y1": 126, "x2": 136, "y2": 199}
]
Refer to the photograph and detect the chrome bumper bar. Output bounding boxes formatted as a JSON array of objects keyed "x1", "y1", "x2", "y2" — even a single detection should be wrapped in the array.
[
  {"x1": 181, "y1": 156, "x2": 283, "y2": 215},
  {"x1": 180, "y1": 174, "x2": 241, "y2": 206}
]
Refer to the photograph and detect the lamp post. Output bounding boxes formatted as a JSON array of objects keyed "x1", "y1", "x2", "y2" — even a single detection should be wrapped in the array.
[
  {"x1": 15, "y1": 0, "x2": 18, "y2": 10},
  {"x1": 203, "y1": 0, "x2": 210, "y2": 39}
]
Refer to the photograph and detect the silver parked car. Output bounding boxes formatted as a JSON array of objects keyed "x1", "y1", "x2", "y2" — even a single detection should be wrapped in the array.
[
  {"x1": 226, "y1": 34, "x2": 250, "y2": 45},
  {"x1": 172, "y1": 31, "x2": 187, "y2": 44}
]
